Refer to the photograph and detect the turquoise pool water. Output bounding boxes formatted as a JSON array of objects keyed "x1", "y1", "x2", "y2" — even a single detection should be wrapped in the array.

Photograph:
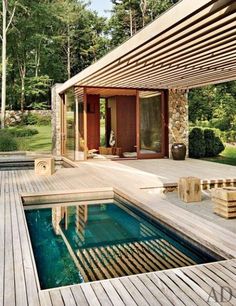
[{"x1": 25, "y1": 201, "x2": 217, "y2": 289}]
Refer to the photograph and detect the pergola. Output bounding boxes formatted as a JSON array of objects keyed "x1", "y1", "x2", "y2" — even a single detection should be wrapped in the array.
[
  {"x1": 52, "y1": 0, "x2": 236, "y2": 161},
  {"x1": 58, "y1": 0, "x2": 236, "y2": 95}
]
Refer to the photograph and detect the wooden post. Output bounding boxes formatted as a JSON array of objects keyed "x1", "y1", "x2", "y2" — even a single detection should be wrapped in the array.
[
  {"x1": 136, "y1": 90, "x2": 140, "y2": 158},
  {"x1": 178, "y1": 177, "x2": 201, "y2": 203},
  {"x1": 83, "y1": 87, "x2": 88, "y2": 160}
]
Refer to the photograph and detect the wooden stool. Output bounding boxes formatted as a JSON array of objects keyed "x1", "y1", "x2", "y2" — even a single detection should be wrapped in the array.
[
  {"x1": 178, "y1": 177, "x2": 201, "y2": 203},
  {"x1": 212, "y1": 187, "x2": 236, "y2": 219}
]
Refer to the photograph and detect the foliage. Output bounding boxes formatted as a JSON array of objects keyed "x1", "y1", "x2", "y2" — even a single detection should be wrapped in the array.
[
  {"x1": 189, "y1": 128, "x2": 205, "y2": 158},
  {"x1": 108, "y1": 0, "x2": 177, "y2": 47},
  {"x1": 22, "y1": 113, "x2": 51, "y2": 126},
  {"x1": 204, "y1": 129, "x2": 224, "y2": 157},
  {"x1": 189, "y1": 82, "x2": 236, "y2": 132},
  {"x1": 7, "y1": 127, "x2": 39, "y2": 137},
  {"x1": 0, "y1": 130, "x2": 18, "y2": 151},
  {"x1": 189, "y1": 127, "x2": 224, "y2": 159},
  {"x1": 1, "y1": 0, "x2": 109, "y2": 111},
  {"x1": 18, "y1": 125, "x2": 52, "y2": 151},
  {"x1": 203, "y1": 146, "x2": 236, "y2": 167}
]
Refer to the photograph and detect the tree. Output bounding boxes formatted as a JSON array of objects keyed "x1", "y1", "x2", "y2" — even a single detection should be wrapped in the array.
[
  {"x1": 108, "y1": 0, "x2": 177, "y2": 48},
  {"x1": 1, "y1": 0, "x2": 17, "y2": 128}
]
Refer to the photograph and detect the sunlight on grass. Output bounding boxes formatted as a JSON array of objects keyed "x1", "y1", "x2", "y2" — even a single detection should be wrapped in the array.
[
  {"x1": 203, "y1": 145, "x2": 236, "y2": 166},
  {"x1": 17, "y1": 125, "x2": 52, "y2": 152}
]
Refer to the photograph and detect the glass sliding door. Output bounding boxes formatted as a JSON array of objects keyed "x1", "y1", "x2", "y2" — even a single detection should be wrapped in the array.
[
  {"x1": 62, "y1": 88, "x2": 87, "y2": 161},
  {"x1": 65, "y1": 88, "x2": 76, "y2": 160},
  {"x1": 138, "y1": 91, "x2": 164, "y2": 158},
  {"x1": 75, "y1": 93, "x2": 86, "y2": 161}
]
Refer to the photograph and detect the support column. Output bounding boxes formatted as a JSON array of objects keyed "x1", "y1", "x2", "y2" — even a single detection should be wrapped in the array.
[
  {"x1": 51, "y1": 83, "x2": 63, "y2": 156},
  {"x1": 168, "y1": 89, "x2": 189, "y2": 158}
]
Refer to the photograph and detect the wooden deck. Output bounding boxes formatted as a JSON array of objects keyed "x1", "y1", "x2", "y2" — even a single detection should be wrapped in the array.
[{"x1": 0, "y1": 158, "x2": 236, "y2": 305}]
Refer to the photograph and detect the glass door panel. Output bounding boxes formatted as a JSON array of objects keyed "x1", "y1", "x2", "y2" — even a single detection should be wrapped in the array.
[
  {"x1": 65, "y1": 89, "x2": 75, "y2": 160},
  {"x1": 75, "y1": 94, "x2": 86, "y2": 161},
  {"x1": 138, "y1": 91, "x2": 164, "y2": 158}
]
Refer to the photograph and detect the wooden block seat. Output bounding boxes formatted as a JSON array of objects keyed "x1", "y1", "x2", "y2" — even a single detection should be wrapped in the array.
[
  {"x1": 212, "y1": 187, "x2": 236, "y2": 219},
  {"x1": 178, "y1": 176, "x2": 201, "y2": 203}
]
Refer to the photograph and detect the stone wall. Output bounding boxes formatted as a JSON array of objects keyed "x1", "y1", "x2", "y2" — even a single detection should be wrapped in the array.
[
  {"x1": 1, "y1": 110, "x2": 51, "y2": 126},
  {"x1": 168, "y1": 89, "x2": 189, "y2": 158},
  {"x1": 51, "y1": 84, "x2": 63, "y2": 156}
]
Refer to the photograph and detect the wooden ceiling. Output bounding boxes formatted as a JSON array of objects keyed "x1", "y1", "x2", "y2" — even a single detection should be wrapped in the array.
[{"x1": 60, "y1": 0, "x2": 236, "y2": 94}]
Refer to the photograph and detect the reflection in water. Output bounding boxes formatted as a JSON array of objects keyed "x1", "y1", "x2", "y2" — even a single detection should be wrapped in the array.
[{"x1": 50, "y1": 202, "x2": 216, "y2": 283}]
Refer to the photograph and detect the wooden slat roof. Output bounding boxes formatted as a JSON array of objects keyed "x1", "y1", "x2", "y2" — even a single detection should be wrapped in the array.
[{"x1": 59, "y1": 0, "x2": 236, "y2": 94}]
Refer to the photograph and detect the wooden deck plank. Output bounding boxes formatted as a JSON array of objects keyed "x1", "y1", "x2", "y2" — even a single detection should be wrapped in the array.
[
  {"x1": 119, "y1": 277, "x2": 149, "y2": 306},
  {"x1": 80, "y1": 283, "x2": 101, "y2": 306},
  {"x1": 60, "y1": 288, "x2": 76, "y2": 306},
  {"x1": 182, "y1": 268, "x2": 222, "y2": 305},
  {"x1": 146, "y1": 273, "x2": 185, "y2": 306},
  {"x1": 164, "y1": 269, "x2": 209, "y2": 305},
  {"x1": 110, "y1": 278, "x2": 137, "y2": 306},
  {"x1": 91, "y1": 282, "x2": 113, "y2": 306},
  {"x1": 128, "y1": 275, "x2": 162, "y2": 306},
  {"x1": 39, "y1": 291, "x2": 52, "y2": 306},
  {"x1": 10, "y1": 171, "x2": 28, "y2": 306},
  {"x1": 12, "y1": 171, "x2": 40, "y2": 306},
  {"x1": 70, "y1": 285, "x2": 89, "y2": 306},
  {"x1": 190, "y1": 266, "x2": 236, "y2": 305},
  {"x1": 155, "y1": 271, "x2": 197, "y2": 305},
  {"x1": 49, "y1": 290, "x2": 64, "y2": 306},
  {"x1": 100, "y1": 280, "x2": 125, "y2": 306},
  {"x1": 0, "y1": 172, "x2": 5, "y2": 306},
  {"x1": 138, "y1": 274, "x2": 174, "y2": 306},
  {"x1": 173, "y1": 268, "x2": 221, "y2": 306},
  {"x1": 206, "y1": 263, "x2": 236, "y2": 287},
  {"x1": 4, "y1": 171, "x2": 15, "y2": 306}
]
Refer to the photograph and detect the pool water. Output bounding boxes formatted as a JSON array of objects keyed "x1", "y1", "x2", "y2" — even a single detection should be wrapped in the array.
[{"x1": 25, "y1": 201, "x2": 217, "y2": 289}]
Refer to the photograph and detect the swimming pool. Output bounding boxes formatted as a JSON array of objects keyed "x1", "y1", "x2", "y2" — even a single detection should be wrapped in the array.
[{"x1": 25, "y1": 198, "x2": 218, "y2": 289}]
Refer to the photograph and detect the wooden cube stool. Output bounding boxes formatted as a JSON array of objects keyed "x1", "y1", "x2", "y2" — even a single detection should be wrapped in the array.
[
  {"x1": 212, "y1": 187, "x2": 236, "y2": 219},
  {"x1": 178, "y1": 177, "x2": 201, "y2": 203}
]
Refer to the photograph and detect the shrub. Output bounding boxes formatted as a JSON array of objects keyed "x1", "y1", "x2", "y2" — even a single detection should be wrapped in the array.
[
  {"x1": 204, "y1": 129, "x2": 225, "y2": 157},
  {"x1": 22, "y1": 113, "x2": 51, "y2": 126},
  {"x1": 36, "y1": 114, "x2": 51, "y2": 126},
  {"x1": 8, "y1": 127, "x2": 39, "y2": 137},
  {"x1": 189, "y1": 127, "x2": 225, "y2": 159},
  {"x1": 210, "y1": 118, "x2": 231, "y2": 131},
  {"x1": 189, "y1": 128, "x2": 206, "y2": 158},
  {"x1": 0, "y1": 131, "x2": 18, "y2": 151}
]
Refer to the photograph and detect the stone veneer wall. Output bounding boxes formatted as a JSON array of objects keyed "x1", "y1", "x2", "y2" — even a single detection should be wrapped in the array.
[
  {"x1": 51, "y1": 84, "x2": 63, "y2": 156},
  {"x1": 168, "y1": 89, "x2": 189, "y2": 158}
]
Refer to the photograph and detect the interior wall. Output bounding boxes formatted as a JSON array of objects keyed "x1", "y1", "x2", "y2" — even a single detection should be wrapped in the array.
[
  {"x1": 107, "y1": 95, "x2": 136, "y2": 153},
  {"x1": 87, "y1": 94, "x2": 100, "y2": 150}
]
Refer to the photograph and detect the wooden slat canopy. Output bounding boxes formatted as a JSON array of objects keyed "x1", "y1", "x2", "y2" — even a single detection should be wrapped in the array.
[{"x1": 59, "y1": 0, "x2": 236, "y2": 94}]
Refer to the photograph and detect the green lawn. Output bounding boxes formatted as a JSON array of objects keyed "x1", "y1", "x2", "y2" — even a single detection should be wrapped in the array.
[
  {"x1": 203, "y1": 145, "x2": 236, "y2": 166},
  {"x1": 18, "y1": 125, "x2": 52, "y2": 152}
]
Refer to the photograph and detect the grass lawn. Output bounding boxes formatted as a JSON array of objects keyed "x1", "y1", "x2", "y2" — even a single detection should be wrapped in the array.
[
  {"x1": 203, "y1": 145, "x2": 236, "y2": 166},
  {"x1": 18, "y1": 125, "x2": 52, "y2": 152}
]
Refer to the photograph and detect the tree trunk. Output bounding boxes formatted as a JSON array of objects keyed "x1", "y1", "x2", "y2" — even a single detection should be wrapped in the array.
[
  {"x1": 35, "y1": 50, "x2": 40, "y2": 77},
  {"x1": 67, "y1": 24, "x2": 71, "y2": 79},
  {"x1": 129, "y1": 8, "x2": 133, "y2": 36},
  {"x1": 1, "y1": 1, "x2": 7, "y2": 129},
  {"x1": 20, "y1": 66, "x2": 26, "y2": 112}
]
